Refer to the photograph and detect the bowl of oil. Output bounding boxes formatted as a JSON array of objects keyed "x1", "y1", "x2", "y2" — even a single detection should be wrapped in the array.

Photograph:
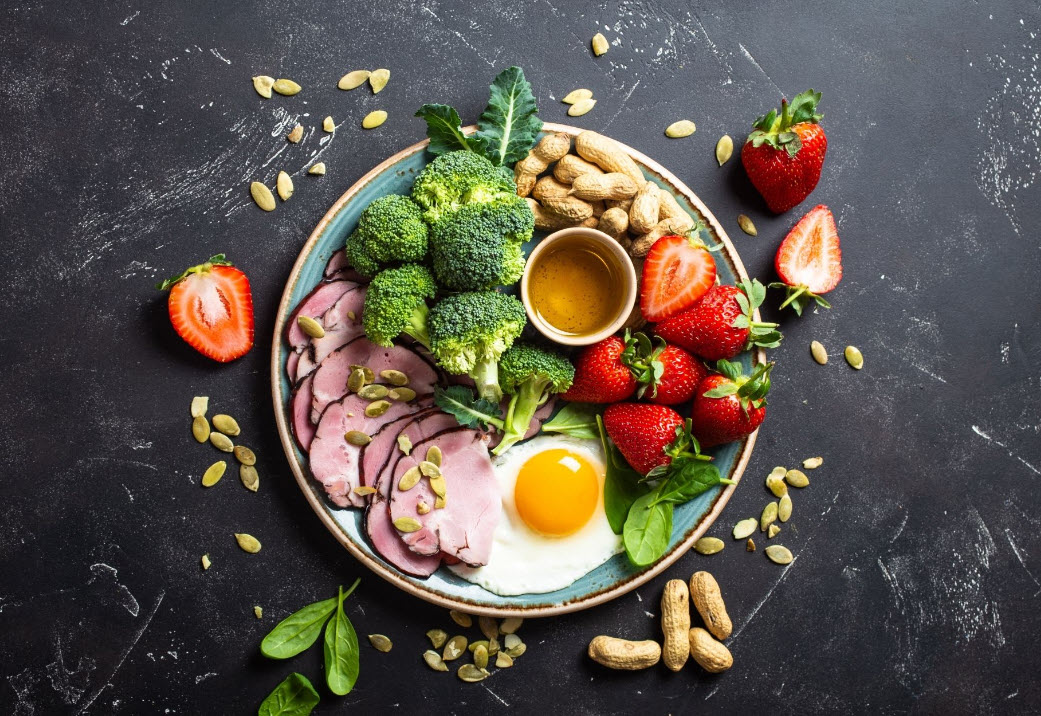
[{"x1": 520, "y1": 226, "x2": 637, "y2": 346}]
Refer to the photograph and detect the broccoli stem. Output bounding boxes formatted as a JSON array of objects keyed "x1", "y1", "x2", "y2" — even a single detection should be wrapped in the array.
[
  {"x1": 403, "y1": 304, "x2": 431, "y2": 350},
  {"x1": 492, "y1": 377, "x2": 549, "y2": 456},
  {"x1": 471, "y1": 359, "x2": 503, "y2": 403}
]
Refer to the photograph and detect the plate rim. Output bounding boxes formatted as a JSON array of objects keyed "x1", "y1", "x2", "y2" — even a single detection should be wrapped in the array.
[{"x1": 271, "y1": 122, "x2": 764, "y2": 617}]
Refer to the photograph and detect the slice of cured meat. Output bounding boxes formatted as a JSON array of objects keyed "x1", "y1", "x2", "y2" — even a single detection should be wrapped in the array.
[
  {"x1": 295, "y1": 286, "x2": 367, "y2": 379},
  {"x1": 323, "y1": 250, "x2": 349, "y2": 279},
  {"x1": 365, "y1": 449, "x2": 442, "y2": 578},
  {"x1": 284, "y1": 280, "x2": 355, "y2": 354},
  {"x1": 290, "y1": 373, "x2": 317, "y2": 451}
]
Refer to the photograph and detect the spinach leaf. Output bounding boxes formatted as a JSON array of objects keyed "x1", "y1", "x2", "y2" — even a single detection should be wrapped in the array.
[
  {"x1": 258, "y1": 672, "x2": 320, "y2": 716},
  {"x1": 622, "y1": 490, "x2": 673, "y2": 567},
  {"x1": 542, "y1": 403, "x2": 601, "y2": 440},
  {"x1": 414, "y1": 104, "x2": 486, "y2": 156},
  {"x1": 474, "y1": 66, "x2": 543, "y2": 166},
  {"x1": 652, "y1": 460, "x2": 733, "y2": 505},
  {"x1": 260, "y1": 597, "x2": 337, "y2": 659},
  {"x1": 597, "y1": 416, "x2": 649, "y2": 535},
  {"x1": 434, "y1": 386, "x2": 504, "y2": 431},
  {"x1": 323, "y1": 583, "x2": 360, "y2": 696}
]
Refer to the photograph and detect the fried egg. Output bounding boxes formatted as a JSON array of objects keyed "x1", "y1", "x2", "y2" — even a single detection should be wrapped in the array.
[{"x1": 449, "y1": 435, "x2": 622, "y2": 595}]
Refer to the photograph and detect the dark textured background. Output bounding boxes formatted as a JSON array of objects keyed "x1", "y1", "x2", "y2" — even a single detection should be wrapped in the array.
[{"x1": 2, "y1": 0, "x2": 1040, "y2": 713}]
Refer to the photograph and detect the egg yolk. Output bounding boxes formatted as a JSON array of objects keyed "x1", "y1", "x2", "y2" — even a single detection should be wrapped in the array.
[{"x1": 514, "y1": 449, "x2": 600, "y2": 536}]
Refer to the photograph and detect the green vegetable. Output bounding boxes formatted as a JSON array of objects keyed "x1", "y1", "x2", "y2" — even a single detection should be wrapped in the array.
[
  {"x1": 541, "y1": 402, "x2": 601, "y2": 440},
  {"x1": 597, "y1": 416, "x2": 649, "y2": 534},
  {"x1": 622, "y1": 489, "x2": 674, "y2": 567},
  {"x1": 362, "y1": 264, "x2": 437, "y2": 348},
  {"x1": 493, "y1": 342, "x2": 574, "y2": 455},
  {"x1": 343, "y1": 195, "x2": 428, "y2": 276},
  {"x1": 474, "y1": 66, "x2": 543, "y2": 166},
  {"x1": 410, "y1": 150, "x2": 516, "y2": 224},
  {"x1": 260, "y1": 597, "x2": 337, "y2": 659},
  {"x1": 344, "y1": 229, "x2": 381, "y2": 278},
  {"x1": 414, "y1": 104, "x2": 487, "y2": 156},
  {"x1": 652, "y1": 460, "x2": 733, "y2": 505},
  {"x1": 427, "y1": 291, "x2": 527, "y2": 402},
  {"x1": 323, "y1": 584, "x2": 361, "y2": 696},
  {"x1": 433, "y1": 385, "x2": 504, "y2": 431},
  {"x1": 257, "y1": 672, "x2": 320, "y2": 716}
]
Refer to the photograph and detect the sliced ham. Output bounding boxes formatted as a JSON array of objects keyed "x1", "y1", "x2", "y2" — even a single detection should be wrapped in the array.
[
  {"x1": 285, "y1": 280, "x2": 355, "y2": 354},
  {"x1": 286, "y1": 350, "x2": 301, "y2": 383},
  {"x1": 295, "y1": 286, "x2": 367, "y2": 379},
  {"x1": 323, "y1": 250, "x2": 349, "y2": 278},
  {"x1": 290, "y1": 373, "x2": 317, "y2": 451},
  {"x1": 361, "y1": 409, "x2": 462, "y2": 488}
]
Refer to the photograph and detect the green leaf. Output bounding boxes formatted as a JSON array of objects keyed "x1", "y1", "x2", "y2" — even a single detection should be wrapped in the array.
[
  {"x1": 260, "y1": 597, "x2": 338, "y2": 659},
  {"x1": 474, "y1": 67, "x2": 543, "y2": 166},
  {"x1": 434, "y1": 386, "x2": 505, "y2": 431},
  {"x1": 652, "y1": 460, "x2": 731, "y2": 505},
  {"x1": 155, "y1": 254, "x2": 231, "y2": 290},
  {"x1": 597, "y1": 416, "x2": 649, "y2": 534},
  {"x1": 414, "y1": 104, "x2": 486, "y2": 156},
  {"x1": 324, "y1": 584, "x2": 361, "y2": 696},
  {"x1": 623, "y1": 490, "x2": 673, "y2": 566},
  {"x1": 703, "y1": 383, "x2": 739, "y2": 399},
  {"x1": 542, "y1": 403, "x2": 601, "y2": 440},
  {"x1": 258, "y1": 673, "x2": 320, "y2": 716},
  {"x1": 787, "y1": 89, "x2": 823, "y2": 125}
]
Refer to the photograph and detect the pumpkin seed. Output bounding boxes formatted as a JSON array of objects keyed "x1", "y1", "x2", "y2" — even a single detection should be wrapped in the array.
[
  {"x1": 478, "y1": 616, "x2": 498, "y2": 640},
  {"x1": 785, "y1": 469, "x2": 809, "y2": 488},
  {"x1": 694, "y1": 537, "x2": 725, "y2": 555},
  {"x1": 351, "y1": 364, "x2": 375, "y2": 382},
  {"x1": 388, "y1": 387, "x2": 416, "y2": 402},
  {"x1": 190, "y1": 396, "x2": 209, "y2": 418},
  {"x1": 240, "y1": 464, "x2": 260, "y2": 492},
  {"x1": 212, "y1": 414, "x2": 240, "y2": 436},
  {"x1": 568, "y1": 98, "x2": 596, "y2": 117},
  {"x1": 716, "y1": 135, "x2": 734, "y2": 165},
  {"x1": 368, "y1": 634, "x2": 393, "y2": 652},
  {"x1": 287, "y1": 124, "x2": 304, "y2": 143},
  {"x1": 294, "y1": 315, "x2": 324, "y2": 340},
  {"x1": 766, "y1": 474, "x2": 787, "y2": 498},
  {"x1": 810, "y1": 340, "x2": 828, "y2": 365},
  {"x1": 802, "y1": 456, "x2": 823, "y2": 470},
  {"x1": 562, "y1": 88, "x2": 593, "y2": 104},
  {"x1": 347, "y1": 368, "x2": 367, "y2": 393},
  {"x1": 234, "y1": 533, "x2": 261, "y2": 553},
  {"x1": 457, "y1": 664, "x2": 488, "y2": 683},
  {"x1": 737, "y1": 214, "x2": 757, "y2": 236},
  {"x1": 362, "y1": 110, "x2": 387, "y2": 129},
  {"x1": 732, "y1": 518, "x2": 757, "y2": 540},
  {"x1": 416, "y1": 501, "x2": 431, "y2": 515},
  {"x1": 746, "y1": 538, "x2": 756, "y2": 552},
  {"x1": 323, "y1": 116, "x2": 335, "y2": 132},
  {"x1": 591, "y1": 32, "x2": 609, "y2": 56},
  {"x1": 419, "y1": 461, "x2": 441, "y2": 478},
  {"x1": 364, "y1": 399, "x2": 391, "y2": 418},
  {"x1": 210, "y1": 432, "x2": 234, "y2": 452},
  {"x1": 353, "y1": 485, "x2": 376, "y2": 496},
  {"x1": 234, "y1": 445, "x2": 257, "y2": 465},
  {"x1": 254, "y1": 606, "x2": 263, "y2": 619},
  {"x1": 665, "y1": 120, "x2": 697, "y2": 138},
  {"x1": 276, "y1": 170, "x2": 294, "y2": 201},
  {"x1": 393, "y1": 516, "x2": 422, "y2": 533},
  {"x1": 398, "y1": 465, "x2": 422, "y2": 491},
  {"x1": 503, "y1": 634, "x2": 526, "y2": 658},
  {"x1": 308, "y1": 162, "x2": 326, "y2": 176},
  {"x1": 426, "y1": 445, "x2": 442, "y2": 467},
  {"x1": 426, "y1": 629, "x2": 448, "y2": 649},
  {"x1": 345, "y1": 430, "x2": 371, "y2": 446},
  {"x1": 250, "y1": 181, "x2": 276, "y2": 211},
  {"x1": 369, "y1": 68, "x2": 390, "y2": 93},
  {"x1": 434, "y1": 495, "x2": 446, "y2": 510},
  {"x1": 473, "y1": 644, "x2": 489, "y2": 670},
  {"x1": 201, "y1": 554, "x2": 211, "y2": 570},
  {"x1": 380, "y1": 369, "x2": 409, "y2": 386},
  {"x1": 495, "y1": 651, "x2": 514, "y2": 668},
  {"x1": 844, "y1": 345, "x2": 864, "y2": 370},
  {"x1": 272, "y1": 78, "x2": 301, "y2": 96},
  {"x1": 449, "y1": 610, "x2": 473, "y2": 628},
  {"x1": 499, "y1": 617, "x2": 523, "y2": 634},
  {"x1": 252, "y1": 75, "x2": 275, "y2": 98},
  {"x1": 192, "y1": 416, "x2": 210, "y2": 443},
  {"x1": 423, "y1": 649, "x2": 449, "y2": 671},
  {"x1": 765, "y1": 544, "x2": 793, "y2": 565},
  {"x1": 443, "y1": 635, "x2": 467, "y2": 660},
  {"x1": 778, "y1": 493, "x2": 792, "y2": 522},
  {"x1": 347, "y1": 311, "x2": 356, "y2": 321},
  {"x1": 486, "y1": 637, "x2": 499, "y2": 656},
  {"x1": 397, "y1": 434, "x2": 412, "y2": 455},
  {"x1": 338, "y1": 70, "x2": 370, "y2": 90},
  {"x1": 358, "y1": 384, "x2": 389, "y2": 400},
  {"x1": 768, "y1": 524, "x2": 781, "y2": 539},
  {"x1": 760, "y1": 502, "x2": 778, "y2": 531},
  {"x1": 429, "y1": 474, "x2": 447, "y2": 499}
]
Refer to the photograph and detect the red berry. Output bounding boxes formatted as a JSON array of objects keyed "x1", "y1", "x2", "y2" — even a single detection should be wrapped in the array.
[{"x1": 603, "y1": 403, "x2": 685, "y2": 475}]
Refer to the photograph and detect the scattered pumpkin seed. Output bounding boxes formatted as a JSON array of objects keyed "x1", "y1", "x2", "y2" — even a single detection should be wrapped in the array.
[
  {"x1": 287, "y1": 124, "x2": 304, "y2": 143},
  {"x1": 694, "y1": 537, "x2": 725, "y2": 555},
  {"x1": 212, "y1": 414, "x2": 240, "y2": 436},
  {"x1": 473, "y1": 644, "x2": 489, "y2": 670},
  {"x1": 478, "y1": 616, "x2": 498, "y2": 640},
  {"x1": 768, "y1": 524, "x2": 781, "y2": 539},
  {"x1": 338, "y1": 70, "x2": 370, "y2": 90},
  {"x1": 250, "y1": 181, "x2": 276, "y2": 211},
  {"x1": 778, "y1": 493, "x2": 792, "y2": 522},
  {"x1": 425, "y1": 445, "x2": 442, "y2": 467},
  {"x1": 364, "y1": 399, "x2": 391, "y2": 418},
  {"x1": 393, "y1": 516, "x2": 422, "y2": 533},
  {"x1": 503, "y1": 634, "x2": 526, "y2": 658},
  {"x1": 429, "y1": 474, "x2": 447, "y2": 499},
  {"x1": 844, "y1": 345, "x2": 864, "y2": 370},
  {"x1": 766, "y1": 472, "x2": 788, "y2": 498},
  {"x1": 416, "y1": 501, "x2": 431, "y2": 515},
  {"x1": 760, "y1": 502, "x2": 778, "y2": 531},
  {"x1": 591, "y1": 32, "x2": 609, "y2": 56},
  {"x1": 352, "y1": 365, "x2": 376, "y2": 382},
  {"x1": 234, "y1": 533, "x2": 261, "y2": 553},
  {"x1": 192, "y1": 416, "x2": 210, "y2": 443},
  {"x1": 388, "y1": 387, "x2": 416, "y2": 402},
  {"x1": 732, "y1": 518, "x2": 757, "y2": 540},
  {"x1": 358, "y1": 384, "x2": 389, "y2": 400},
  {"x1": 765, "y1": 544, "x2": 793, "y2": 565},
  {"x1": 434, "y1": 495, "x2": 446, "y2": 510},
  {"x1": 449, "y1": 610, "x2": 473, "y2": 628},
  {"x1": 737, "y1": 214, "x2": 757, "y2": 236},
  {"x1": 568, "y1": 98, "x2": 596, "y2": 117},
  {"x1": 499, "y1": 617, "x2": 523, "y2": 634},
  {"x1": 426, "y1": 629, "x2": 448, "y2": 649},
  {"x1": 353, "y1": 485, "x2": 376, "y2": 496},
  {"x1": 443, "y1": 635, "x2": 467, "y2": 660},
  {"x1": 423, "y1": 649, "x2": 449, "y2": 671},
  {"x1": 234, "y1": 445, "x2": 257, "y2": 465},
  {"x1": 457, "y1": 664, "x2": 489, "y2": 683},
  {"x1": 210, "y1": 432, "x2": 234, "y2": 452},
  {"x1": 276, "y1": 170, "x2": 294, "y2": 201},
  {"x1": 785, "y1": 469, "x2": 810, "y2": 488},
  {"x1": 562, "y1": 88, "x2": 593, "y2": 104},
  {"x1": 803, "y1": 456, "x2": 824, "y2": 470},
  {"x1": 398, "y1": 465, "x2": 422, "y2": 491},
  {"x1": 240, "y1": 464, "x2": 260, "y2": 492},
  {"x1": 345, "y1": 430, "x2": 372, "y2": 447},
  {"x1": 380, "y1": 369, "x2": 409, "y2": 386},
  {"x1": 746, "y1": 539, "x2": 756, "y2": 552},
  {"x1": 368, "y1": 634, "x2": 393, "y2": 652},
  {"x1": 323, "y1": 116, "x2": 335, "y2": 132},
  {"x1": 190, "y1": 396, "x2": 209, "y2": 418},
  {"x1": 252, "y1": 75, "x2": 275, "y2": 98},
  {"x1": 362, "y1": 110, "x2": 388, "y2": 129},
  {"x1": 308, "y1": 162, "x2": 326, "y2": 176},
  {"x1": 715, "y1": 135, "x2": 734, "y2": 166},
  {"x1": 665, "y1": 120, "x2": 697, "y2": 138},
  {"x1": 369, "y1": 68, "x2": 390, "y2": 93},
  {"x1": 272, "y1": 78, "x2": 301, "y2": 96},
  {"x1": 201, "y1": 554, "x2": 211, "y2": 570},
  {"x1": 254, "y1": 606, "x2": 263, "y2": 619},
  {"x1": 486, "y1": 637, "x2": 500, "y2": 657},
  {"x1": 419, "y1": 461, "x2": 441, "y2": 478},
  {"x1": 810, "y1": 340, "x2": 828, "y2": 365},
  {"x1": 496, "y1": 652, "x2": 514, "y2": 668},
  {"x1": 397, "y1": 434, "x2": 412, "y2": 455},
  {"x1": 347, "y1": 368, "x2": 367, "y2": 393}
]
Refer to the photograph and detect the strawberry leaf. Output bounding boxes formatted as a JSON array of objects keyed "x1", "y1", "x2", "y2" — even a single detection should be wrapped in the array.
[{"x1": 156, "y1": 254, "x2": 231, "y2": 291}]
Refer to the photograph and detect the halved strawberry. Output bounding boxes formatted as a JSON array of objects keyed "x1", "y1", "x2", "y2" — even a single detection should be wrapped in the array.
[
  {"x1": 770, "y1": 205, "x2": 842, "y2": 315},
  {"x1": 157, "y1": 254, "x2": 254, "y2": 362},
  {"x1": 640, "y1": 228, "x2": 717, "y2": 322}
]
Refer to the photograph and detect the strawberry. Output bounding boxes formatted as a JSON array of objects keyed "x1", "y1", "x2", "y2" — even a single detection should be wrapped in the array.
[
  {"x1": 602, "y1": 403, "x2": 686, "y2": 475},
  {"x1": 561, "y1": 334, "x2": 637, "y2": 403},
  {"x1": 640, "y1": 228, "x2": 717, "y2": 322},
  {"x1": 642, "y1": 344, "x2": 708, "y2": 406},
  {"x1": 655, "y1": 279, "x2": 782, "y2": 361},
  {"x1": 770, "y1": 205, "x2": 842, "y2": 315},
  {"x1": 690, "y1": 360, "x2": 773, "y2": 448},
  {"x1": 156, "y1": 254, "x2": 254, "y2": 362},
  {"x1": 741, "y1": 90, "x2": 827, "y2": 214}
]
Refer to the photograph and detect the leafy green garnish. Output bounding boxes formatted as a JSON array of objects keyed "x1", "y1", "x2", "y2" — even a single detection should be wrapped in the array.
[
  {"x1": 473, "y1": 67, "x2": 543, "y2": 166},
  {"x1": 323, "y1": 584, "x2": 361, "y2": 696},
  {"x1": 434, "y1": 385, "x2": 504, "y2": 431},
  {"x1": 652, "y1": 459, "x2": 732, "y2": 505},
  {"x1": 542, "y1": 403, "x2": 601, "y2": 440},
  {"x1": 155, "y1": 253, "x2": 231, "y2": 291},
  {"x1": 622, "y1": 489, "x2": 674, "y2": 567},
  {"x1": 260, "y1": 596, "x2": 338, "y2": 659},
  {"x1": 414, "y1": 104, "x2": 487, "y2": 156},
  {"x1": 597, "y1": 415, "x2": 649, "y2": 534},
  {"x1": 258, "y1": 672, "x2": 320, "y2": 716}
]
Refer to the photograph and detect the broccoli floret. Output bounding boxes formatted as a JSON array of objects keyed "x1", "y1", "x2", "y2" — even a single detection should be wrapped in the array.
[
  {"x1": 411, "y1": 150, "x2": 517, "y2": 224},
  {"x1": 344, "y1": 228, "x2": 380, "y2": 277},
  {"x1": 493, "y1": 342, "x2": 575, "y2": 455},
  {"x1": 356, "y1": 194, "x2": 428, "y2": 264},
  {"x1": 429, "y1": 197, "x2": 534, "y2": 290},
  {"x1": 362, "y1": 264, "x2": 437, "y2": 348},
  {"x1": 427, "y1": 291, "x2": 527, "y2": 402}
]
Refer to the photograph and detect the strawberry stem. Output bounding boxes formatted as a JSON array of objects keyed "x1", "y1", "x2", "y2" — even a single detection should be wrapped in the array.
[{"x1": 156, "y1": 253, "x2": 233, "y2": 291}]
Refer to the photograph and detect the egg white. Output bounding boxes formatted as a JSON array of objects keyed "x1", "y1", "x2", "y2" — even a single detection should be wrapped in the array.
[{"x1": 448, "y1": 434, "x2": 623, "y2": 596}]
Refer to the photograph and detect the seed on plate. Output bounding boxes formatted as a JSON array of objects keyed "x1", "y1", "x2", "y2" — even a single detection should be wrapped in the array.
[
  {"x1": 844, "y1": 345, "x2": 864, "y2": 370},
  {"x1": 568, "y1": 98, "x2": 596, "y2": 117},
  {"x1": 287, "y1": 124, "x2": 304, "y2": 143},
  {"x1": 423, "y1": 649, "x2": 449, "y2": 671},
  {"x1": 240, "y1": 464, "x2": 260, "y2": 492},
  {"x1": 210, "y1": 432, "x2": 234, "y2": 452},
  {"x1": 368, "y1": 634, "x2": 393, "y2": 652},
  {"x1": 338, "y1": 70, "x2": 370, "y2": 90},
  {"x1": 254, "y1": 606, "x2": 263, "y2": 619},
  {"x1": 732, "y1": 518, "x2": 757, "y2": 540},
  {"x1": 419, "y1": 461, "x2": 441, "y2": 478},
  {"x1": 398, "y1": 465, "x2": 422, "y2": 491},
  {"x1": 478, "y1": 616, "x2": 499, "y2": 640},
  {"x1": 388, "y1": 387, "x2": 416, "y2": 402},
  {"x1": 345, "y1": 430, "x2": 371, "y2": 446},
  {"x1": 252, "y1": 75, "x2": 275, "y2": 98},
  {"x1": 760, "y1": 502, "x2": 778, "y2": 531},
  {"x1": 765, "y1": 544, "x2": 793, "y2": 565},
  {"x1": 347, "y1": 369, "x2": 366, "y2": 393},
  {"x1": 353, "y1": 485, "x2": 376, "y2": 496},
  {"x1": 591, "y1": 32, "x2": 609, "y2": 56},
  {"x1": 212, "y1": 414, "x2": 240, "y2": 436},
  {"x1": 694, "y1": 537, "x2": 725, "y2": 555},
  {"x1": 362, "y1": 110, "x2": 388, "y2": 129},
  {"x1": 803, "y1": 456, "x2": 824, "y2": 470},
  {"x1": 272, "y1": 78, "x2": 301, "y2": 96},
  {"x1": 347, "y1": 311, "x2": 356, "y2": 321},
  {"x1": 416, "y1": 501, "x2": 430, "y2": 515},
  {"x1": 352, "y1": 365, "x2": 376, "y2": 382},
  {"x1": 393, "y1": 516, "x2": 422, "y2": 533},
  {"x1": 499, "y1": 617, "x2": 523, "y2": 634},
  {"x1": 358, "y1": 384, "x2": 388, "y2": 400},
  {"x1": 294, "y1": 314, "x2": 325, "y2": 339},
  {"x1": 192, "y1": 416, "x2": 210, "y2": 443},
  {"x1": 665, "y1": 120, "x2": 697, "y2": 138},
  {"x1": 234, "y1": 445, "x2": 257, "y2": 465},
  {"x1": 308, "y1": 162, "x2": 326, "y2": 176},
  {"x1": 276, "y1": 171, "x2": 294, "y2": 201},
  {"x1": 201, "y1": 554, "x2": 211, "y2": 570},
  {"x1": 323, "y1": 116, "x2": 335, "y2": 132},
  {"x1": 766, "y1": 472, "x2": 788, "y2": 498},
  {"x1": 443, "y1": 635, "x2": 468, "y2": 660},
  {"x1": 811, "y1": 340, "x2": 828, "y2": 365},
  {"x1": 426, "y1": 445, "x2": 442, "y2": 467},
  {"x1": 473, "y1": 644, "x2": 489, "y2": 670},
  {"x1": 746, "y1": 539, "x2": 756, "y2": 552},
  {"x1": 429, "y1": 475, "x2": 447, "y2": 498},
  {"x1": 426, "y1": 629, "x2": 448, "y2": 649},
  {"x1": 562, "y1": 88, "x2": 593, "y2": 104},
  {"x1": 234, "y1": 533, "x2": 261, "y2": 553},
  {"x1": 449, "y1": 610, "x2": 472, "y2": 628},
  {"x1": 778, "y1": 493, "x2": 792, "y2": 522},
  {"x1": 369, "y1": 68, "x2": 390, "y2": 93},
  {"x1": 785, "y1": 469, "x2": 809, "y2": 488},
  {"x1": 190, "y1": 396, "x2": 209, "y2": 418},
  {"x1": 397, "y1": 434, "x2": 412, "y2": 455},
  {"x1": 434, "y1": 495, "x2": 446, "y2": 509},
  {"x1": 716, "y1": 135, "x2": 734, "y2": 166},
  {"x1": 380, "y1": 369, "x2": 409, "y2": 386},
  {"x1": 364, "y1": 399, "x2": 391, "y2": 418},
  {"x1": 457, "y1": 664, "x2": 489, "y2": 683},
  {"x1": 496, "y1": 651, "x2": 514, "y2": 668},
  {"x1": 250, "y1": 182, "x2": 276, "y2": 211},
  {"x1": 768, "y1": 524, "x2": 781, "y2": 539},
  {"x1": 737, "y1": 214, "x2": 757, "y2": 236}
]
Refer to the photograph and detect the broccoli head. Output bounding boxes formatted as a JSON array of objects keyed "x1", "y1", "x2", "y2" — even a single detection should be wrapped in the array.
[
  {"x1": 344, "y1": 228, "x2": 381, "y2": 278},
  {"x1": 427, "y1": 291, "x2": 527, "y2": 402},
  {"x1": 493, "y1": 342, "x2": 576, "y2": 455},
  {"x1": 344, "y1": 195, "x2": 428, "y2": 276},
  {"x1": 429, "y1": 196, "x2": 534, "y2": 290},
  {"x1": 411, "y1": 150, "x2": 517, "y2": 224},
  {"x1": 362, "y1": 264, "x2": 437, "y2": 348}
]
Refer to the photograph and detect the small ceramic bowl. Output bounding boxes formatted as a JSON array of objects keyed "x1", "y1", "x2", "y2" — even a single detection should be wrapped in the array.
[{"x1": 520, "y1": 226, "x2": 637, "y2": 346}]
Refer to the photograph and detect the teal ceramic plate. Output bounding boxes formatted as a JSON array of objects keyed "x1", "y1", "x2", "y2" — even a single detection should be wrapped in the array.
[{"x1": 272, "y1": 123, "x2": 763, "y2": 617}]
